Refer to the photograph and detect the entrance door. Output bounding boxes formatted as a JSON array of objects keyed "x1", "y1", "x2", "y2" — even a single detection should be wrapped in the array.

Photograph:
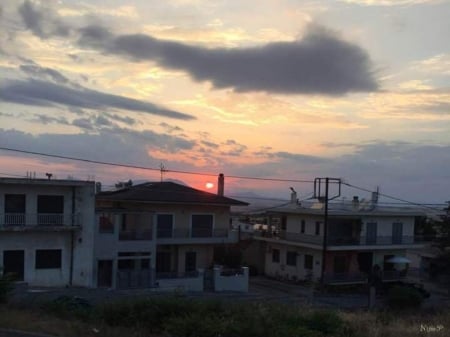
[
  {"x1": 97, "y1": 260, "x2": 113, "y2": 288},
  {"x1": 3, "y1": 250, "x2": 24, "y2": 281},
  {"x1": 357, "y1": 252, "x2": 373, "y2": 274},
  {"x1": 185, "y1": 251, "x2": 197, "y2": 273},
  {"x1": 366, "y1": 223, "x2": 377, "y2": 245},
  {"x1": 392, "y1": 223, "x2": 403, "y2": 244}
]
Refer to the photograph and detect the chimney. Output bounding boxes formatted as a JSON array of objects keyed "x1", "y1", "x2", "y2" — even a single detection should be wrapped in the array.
[
  {"x1": 290, "y1": 187, "x2": 297, "y2": 204},
  {"x1": 217, "y1": 173, "x2": 224, "y2": 196},
  {"x1": 352, "y1": 196, "x2": 359, "y2": 210}
]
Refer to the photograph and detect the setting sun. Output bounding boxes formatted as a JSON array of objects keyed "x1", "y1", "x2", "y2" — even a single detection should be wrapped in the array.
[{"x1": 205, "y1": 182, "x2": 214, "y2": 189}]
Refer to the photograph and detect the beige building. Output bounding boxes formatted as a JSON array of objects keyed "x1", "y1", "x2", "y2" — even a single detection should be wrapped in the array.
[
  {"x1": 0, "y1": 177, "x2": 95, "y2": 287},
  {"x1": 94, "y1": 177, "x2": 248, "y2": 290}
]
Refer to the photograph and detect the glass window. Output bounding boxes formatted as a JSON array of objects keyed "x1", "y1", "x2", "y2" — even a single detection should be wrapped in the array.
[
  {"x1": 300, "y1": 220, "x2": 305, "y2": 233},
  {"x1": 157, "y1": 214, "x2": 173, "y2": 238},
  {"x1": 191, "y1": 214, "x2": 213, "y2": 237},
  {"x1": 286, "y1": 251, "x2": 297, "y2": 266},
  {"x1": 35, "y1": 249, "x2": 61, "y2": 269},
  {"x1": 315, "y1": 222, "x2": 321, "y2": 235}
]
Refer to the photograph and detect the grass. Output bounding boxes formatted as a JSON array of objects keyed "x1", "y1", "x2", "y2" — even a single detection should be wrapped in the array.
[{"x1": 0, "y1": 297, "x2": 448, "y2": 337}]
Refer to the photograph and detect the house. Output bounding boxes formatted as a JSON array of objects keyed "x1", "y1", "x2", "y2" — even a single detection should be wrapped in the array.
[
  {"x1": 0, "y1": 177, "x2": 95, "y2": 287},
  {"x1": 94, "y1": 175, "x2": 249, "y2": 291},
  {"x1": 247, "y1": 193, "x2": 427, "y2": 285}
]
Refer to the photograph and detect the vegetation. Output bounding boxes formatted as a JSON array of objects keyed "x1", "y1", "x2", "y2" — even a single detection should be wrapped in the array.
[
  {"x1": 0, "y1": 295, "x2": 448, "y2": 337},
  {"x1": 386, "y1": 286, "x2": 424, "y2": 310},
  {"x1": 0, "y1": 269, "x2": 13, "y2": 303}
]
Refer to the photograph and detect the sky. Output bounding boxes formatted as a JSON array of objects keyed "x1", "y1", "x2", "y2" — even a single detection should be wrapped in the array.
[{"x1": 0, "y1": 0, "x2": 449, "y2": 204}]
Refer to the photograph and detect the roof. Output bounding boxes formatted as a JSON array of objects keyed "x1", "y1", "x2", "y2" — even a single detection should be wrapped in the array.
[
  {"x1": 0, "y1": 177, "x2": 95, "y2": 187},
  {"x1": 96, "y1": 181, "x2": 249, "y2": 206}
]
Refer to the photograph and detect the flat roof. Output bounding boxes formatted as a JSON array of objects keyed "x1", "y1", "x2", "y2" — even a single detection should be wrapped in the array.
[{"x1": 0, "y1": 177, "x2": 95, "y2": 187}]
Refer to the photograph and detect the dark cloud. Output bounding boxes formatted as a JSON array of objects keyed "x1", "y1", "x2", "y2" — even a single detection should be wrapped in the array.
[
  {"x1": 0, "y1": 78, "x2": 195, "y2": 120},
  {"x1": 78, "y1": 25, "x2": 378, "y2": 95},
  {"x1": 200, "y1": 140, "x2": 219, "y2": 148},
  {"x1": 106, "y1": 113, "x2": 137, "y2": 125},
  {"x1": 18, "y1": 0, "x2": 70, "y2": 39},
  {"x1": 159, "y1": 122, "x2": 183, "y2": 132},
  {"x1": 18, "y1": 1, "x2": 378, "y2": 95},
  {"x1": 20, "y1": 64, "x2": 71, "y2": 85}
]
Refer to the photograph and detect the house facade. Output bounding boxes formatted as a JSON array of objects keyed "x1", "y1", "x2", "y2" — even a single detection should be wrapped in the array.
[
  {"x1": 0, "y1": 177, "x2": 95, "y2": 287},
  {"x1": 250, "y1": 196, "x2": 426, "y2": 284},
  {"x1": 94, "y1": 178, "x2": 248, "y2": 290}
]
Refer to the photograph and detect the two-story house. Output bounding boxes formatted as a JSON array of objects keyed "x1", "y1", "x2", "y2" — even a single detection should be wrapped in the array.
[
  {"x1": 250, "y1": 195, "x2": 426, "y2": 284},
  {"x1": 0, "y1": 177, "x2": 95, "y2": 287},
  {"x1": 94, "y1": 177, "x2": 248, "y2": 290}
]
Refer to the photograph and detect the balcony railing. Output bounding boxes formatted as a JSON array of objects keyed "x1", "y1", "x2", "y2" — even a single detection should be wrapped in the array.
[
  {"x1": 323, "y1": 272, "x2": 368, "y2": 284},
  {"x1": 254, "y1": 230, "x2": 427, "y2": 247},
  {"x1": 119, "y1": 230, "x2": 152, "y2": 241},
  {"x1": 156, "y1": 271, "x2": 200, "y2": 279},
  {"x1": 156, "y1": 228, "x2": 229, "y2": 239},
  {"x1": 1, "y1": 213, "x2": 79, "y2": 227}
]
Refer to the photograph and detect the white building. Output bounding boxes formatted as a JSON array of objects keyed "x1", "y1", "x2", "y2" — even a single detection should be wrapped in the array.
[
  {"x1": 248, "y1": 196, "x2": 427, "y2": 284},
  {"x1": 0, "y1": 177, "x2": 95, "y2": 287}
]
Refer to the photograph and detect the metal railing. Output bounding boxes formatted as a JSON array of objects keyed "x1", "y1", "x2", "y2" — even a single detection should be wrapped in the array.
[
  {"x1": 323, "y1": 272, "x2": 368, "y2": 284},
  {"x1": 156, "y1": 271, "x2": 200, "y2": 279},
  {"x1": 1, "y1": 213, "x2": 79, "y2": 227},
  {"x1": 157, "y1": 227, "x2": 229, "y2": 239},
  {"x1": 119, "y1": 230, "x2": 152, "y2": 241}
]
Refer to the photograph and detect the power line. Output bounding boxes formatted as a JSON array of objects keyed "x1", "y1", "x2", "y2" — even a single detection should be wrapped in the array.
[
  {"x1": 1, "y1": 146, "x2": 446, "y2": 212},
  {"x1": 0, "y1": 146, "x2": 314, "y2": 184}
]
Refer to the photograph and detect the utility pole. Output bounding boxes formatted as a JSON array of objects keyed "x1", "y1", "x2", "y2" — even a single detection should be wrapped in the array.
[
  {"x1": 160, "y1": 163, "x2": 166, "y2": 182},
  {"x1": 314, "y1": 178, "x2": 341, "y2": 285}
]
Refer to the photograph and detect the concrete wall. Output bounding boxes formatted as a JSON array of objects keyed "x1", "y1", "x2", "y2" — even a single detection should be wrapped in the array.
[
  {"x1": 214, "y1": 267, "x2": 249, "y2": 292},
  {"x1": 263, "y1": 243, "x2": 322, "y2": 281},
  {"x1": 157, "y1": 269, "x2": 204, "y2": 292}
]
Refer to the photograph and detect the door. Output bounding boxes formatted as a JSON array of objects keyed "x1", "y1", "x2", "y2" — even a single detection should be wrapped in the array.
[
  {"x1": 392, "y1": 223, "x2": 403, "y2": 244},
  {"x1": 3, "y1": 250, "x2": 24, "y2": 281},
  {"x1": 357, "y1": 252, "x2": 373, "y2": 274},
  {"x1": 97, "y1": 260, "x2": 113, "y2": 288},
  {"x1": 185, "y1": 251, "x2": 197, "y2": 273},
  {"x1": 156, "y1": 251, "x2": 171, "y2": 274},
  {"x1": 366, "y1": 223, "x2": 377, "y2": 245}
]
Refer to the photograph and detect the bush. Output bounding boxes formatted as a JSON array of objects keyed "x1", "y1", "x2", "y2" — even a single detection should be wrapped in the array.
[
  {"x1": 387, "y1": 286, "x2": 424, "y2": 310},
  {"x1": 0, "y1": 271, "x2": 14, "y2": 304},
  {"x1": 42, "y1": 296, "x2": 93, "y2": 320},
  {"x1": 303, "y1": 310, "x2": 345, "y2": 335}
]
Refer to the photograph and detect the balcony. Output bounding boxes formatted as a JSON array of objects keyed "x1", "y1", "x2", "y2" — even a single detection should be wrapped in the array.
[
  {"x1": 323, "y1": 272, "x2": 368, "y2": 285},
  {"x1": 253, "y1": 230, "x2": 427, "y2": 248},
  {"x1": 0, "y1": 213, "x2": 81, "y2": 231},
  {"x1": 119, "y1": 230, "x2": 152, "y2": 241},
  {"x1": 156, "y1": 228, "x2": 236, "y2": 244}
]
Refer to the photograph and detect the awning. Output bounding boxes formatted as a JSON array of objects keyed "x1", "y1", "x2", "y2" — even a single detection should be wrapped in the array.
[{"x1": 387, "y1": 256, "x2": 411, "y2": 264}]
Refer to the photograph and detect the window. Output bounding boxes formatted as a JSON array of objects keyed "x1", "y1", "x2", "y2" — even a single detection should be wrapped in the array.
[
  {"x1": 191, "y1": 214, "x2": 213, "y2": 237},
  {"x1": 99, "y1": 213, "x2": 114, "y2": 233},
  {"x1": 304, "y1": 254, "x2": 313, "y2": 270},
  {"x1": 119, "y1": 213, "x2": 152, "y2": 240},
  {"x1": 286, "y1": 251, "x2": 297, "y2": 266},
  {"x1": 157, "y1": 214, "x2": 173, "y2": 238},
  {"x1": 37, "y1": 195, "x2": 64, "y2": 225},
  {"x1": 315, "y1": 221, "x2": 321, "y2": 235},
  {"x1": 35, "y1": 249, "x2": 61, "y2": 269},
  {"x1": 300, "y1": 220, "x2": 305, "y2": 234},
  {"x1": 4, "y1": 194, "x2": 26, "y2": 225},
  {"x1": 272, "y1": 249, "x2": 280, "y2": 263}
]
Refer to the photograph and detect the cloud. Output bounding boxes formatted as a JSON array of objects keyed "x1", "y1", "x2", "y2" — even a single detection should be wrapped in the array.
[
  {"x1": 0, "y1": 78, "x2": 195, "y2": 120},
  {"x1": 20, "y1": 64, "x2": 71, "y2": 85},
  {"x1": 79, "y1": 24, "x2": 378, "y2": 95},
  {"x1": 18, "y1": 0, "x2": 70, "y2": 39},
  {"x1": 342, "y1": 0, "x2": 439, "y2": 6},
  {"x1": 18, "y1": 1, "x2": 378, "y2": 95}
]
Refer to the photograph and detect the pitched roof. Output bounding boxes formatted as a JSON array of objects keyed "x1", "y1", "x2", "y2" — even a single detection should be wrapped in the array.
[{"x1": 96, "y1": 181, "x2": 248, "y2": 206}]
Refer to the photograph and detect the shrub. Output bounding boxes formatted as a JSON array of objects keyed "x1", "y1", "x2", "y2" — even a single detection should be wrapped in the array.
[
  {"x1": 387, "y1": 286, "x2": 424, "y2": 310},
  {"x1": 42, "y1": 296, "x2": 93, "y2": 320},
  {"x1": 303, "y1": 310, "x2": 345, "y2": 335},
  {"x1": 0, "y1": 270, "x2": 14, "y2": 304}
]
